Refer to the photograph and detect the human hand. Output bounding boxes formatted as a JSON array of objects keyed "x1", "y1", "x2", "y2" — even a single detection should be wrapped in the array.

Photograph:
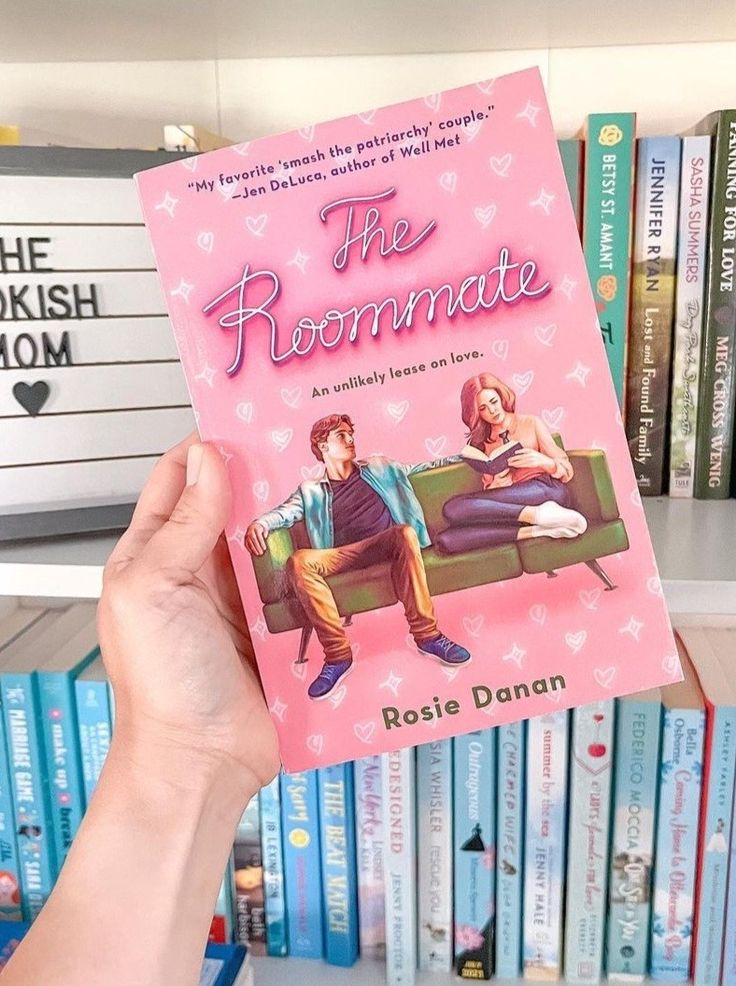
[
  {"x1": 98, "y1": 432, "x2": 280, "y2": 799},
  {"x1": 489, "y1": 468, "x2": 514, "y2": 488},
  {"x1": 245, "y1": 521, "x2": 269, "y2": 556},
  {"x1": 507, "y1": 447, "x2": 552, "y2": 471}
]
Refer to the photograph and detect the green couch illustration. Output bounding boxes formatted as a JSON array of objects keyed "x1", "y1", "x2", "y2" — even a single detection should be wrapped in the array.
[{"x1": 251, "y1": 446, "x2": 629, "y2": 664}]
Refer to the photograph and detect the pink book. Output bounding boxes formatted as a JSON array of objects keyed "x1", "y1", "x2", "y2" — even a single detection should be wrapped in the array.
[{"x1": 135, "y1": 67, "x2": 681, "y2": 771}]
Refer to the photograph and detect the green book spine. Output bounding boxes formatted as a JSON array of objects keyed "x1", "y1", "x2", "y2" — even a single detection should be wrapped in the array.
[
  {"x1": 583, "y1": 113, "x2": 637, "y2": 408},
  {"x1": 693, "y1": 110, "x2": 736, "y2": 498},
  {"x1": 559, "y1": 139, "x2": 584, "y2": 234},
  {"x1": 625, "y1": 137, "x2": 682, "y2": 495}
]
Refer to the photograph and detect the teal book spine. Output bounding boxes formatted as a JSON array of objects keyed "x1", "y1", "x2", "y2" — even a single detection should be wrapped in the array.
[
  {"x1": 606, "y1": 695, "x2": 662, "y2": 981},
  {"x1": 280, "y1": 770, "x2": 323, "y2": 959},
  {"x1": 259, "y1": 776, "x2": 287, "y2": 957},
  {"x1": 559, "y1": 139, "x2": 584, "y2": 233},
  {"x1": 564, "y1": 701, "x2": 615, "y2": 984},
  {"x1": 650, "y1": 708, "x2": 705, "y2": 980},
  {"x1": 38, "y1": 667, "x2": 92, "y2": 871},
  {"x1": 692, "y1": 704, "x2": 736, "y2": 986},
  {"x1": 495, "y1": 720, "x2": 525, "y2": 980},
  {"x1": 583, "y1": 113, "x2": 637, "y2": 407},
  {"x1": 317, "y1": 762, "x2": 359, "y2": 967},
  {"x1": 74, "y1": 676, "x2": 112, "y2": 804},
  {"x1": 0, "y1": 672, "x2": 56, "y2": 920},
  {"x1": 0, "y1": 718, "x2": 22, "y2": 922}
]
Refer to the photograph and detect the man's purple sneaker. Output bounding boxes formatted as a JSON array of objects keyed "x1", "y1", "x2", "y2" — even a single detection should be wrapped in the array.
[
  {"x1": 417, "y1": 634, "x2": 471, "y2": 665},
  {"x1": 307, "y1": 658, "x2": 353, "y2": 699}
]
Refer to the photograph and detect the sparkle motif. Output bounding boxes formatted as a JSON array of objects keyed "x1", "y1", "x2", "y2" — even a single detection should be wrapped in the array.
[
  {"x1": 566, "y1": 361, "x2": 591, "y2": 386},
  {"x1": 379, "y1": 671, "x2": 403, "y2": 696},
  {"x1": 529, "y1": 188, "x2": 555, "y2": 214},
  {"x1": 287, "y1": 248, "x2": 310, "y2": 274},
  {"x1": 170, "y1": 278, "x2": 194, "y2": 304},
  {"x1": 270, "y1": 698, "x2": 287, "y2": 722},
  {"x1": 557, "y1": 275, "x2": 578, "y2": 300},
  {"x1": 251, "y1": 616, "x2": 268, "y2": 640},
  {"x1": 227, "y1": 525, "x2": 247, "y2": 548},
  {"x1": 217, "y1": 445, "x2": 234, "y2": 464},
  {"x1": 619, "y1": 617, "x2": 644, "y2": 641},
  {"x1": 154, "y1": 191, "x2": 178, "y2": 218},
  {"x1": 516, "y1": 99, "x2": 541, "y2": 126},
  {"x1": 232, "y1": 142, "x2": 251, "y2": 156},
  {"x1": 194, "y1": 364, "x2": 216, "y2": 388},
  {"x1": 502, "y1": 643, "x2": 526, "y2": 668}
]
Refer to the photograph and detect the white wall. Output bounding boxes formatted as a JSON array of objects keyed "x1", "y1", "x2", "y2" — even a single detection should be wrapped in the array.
[{"x1": 2, "y1": 40, "x2": 735, "y2": 149}]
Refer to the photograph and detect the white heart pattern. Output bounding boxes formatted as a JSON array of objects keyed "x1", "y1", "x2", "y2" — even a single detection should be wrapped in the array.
[
  {"x1": 579, "y1": 588, "x2": 601, "y2": 611},
  {"x1": 291, "y1": 661, "x2": 308, "y2": 681},
  {"x1": 464, "y1": 121, "x2": 482, "y2": 140},
  {"x1": 594, "y1": 667, "x2": 616, "y2": 689},
  {"x1": 474, "y1": 204, "x2": 497, "y2": 229},
  {"x1": 354, "y1": 722, "x2": 376, "y2": 744},
  {"x1": 534, "y1": 322, "x2": 558, "y2": 346},
  {"x1": 300, "y1": 463, "x2": 324, "y2": 481},
  {"x1": 329, "y1": 685, "x2": 348, "y2": 709},
  {"x1": 463, "y1": 615, "x2": 484, "y2": 638},
  {"x1": 236, "y1": 401, "x2": 254, "y2": 423},
  {"x1": 232, "y1": 142, "x2": 251, "y2": 156},
  {"x1": 307, "y1": 734, "x2": 324, "y2": 755},
  {"x1": 299, "y1": 125, "x2": 315, "y2": 142},
  {"x1": 489, "y1": 153, "x2": 512, "y2": 178},
  {"x1": 358, "y1": 110, "x2": 376, "y2": 124},
  {"x1": 271, "y1": 428, "x2": 293, "y2": 452},
  {"x1": 281, "y1": 386, "x2": 302, "y2": 408},
  {"x1": 246, "y1": 214, "x2": 268, "y2": 237},
  {"x1": 253, "y1": 480, "x2": 270, "y2": 503},
  {"x1": 541, "y1": 406, "x2": 564, "y2": 430},
  {"x1": 647, "y1": 576, "x2": 663, "y2": 596},
  {"x1": 424, "y1": 92, "x2": 441, "y2": 111},
  {"x1": 181, "y1": 156, "x2": 198, "y2": 172},
  {"x1": 387, "y1": 400, "x2": 409, "y2": 424},
  {"x1": 529, "y1": 604, "x2": 547, "y2": 625},
  {"x1": 662, "y1": 653, "x2": 681, "y2": 677},
  {"x1": 490, "y1": 339, "x2": 509, "y2": 361},
  {"x1": 630, "y1": 488, "x2": 643, "y2": 507},
  {"x1": 565, "y1": 630, "x2": 587, "y2": 654},
  {"x1": 439, "y1": 171, "x2": 457, "y2": 194},
  {"x1": 196, "y1": 231, "x2": 214, "y2": 254},
  {"x1": 512, "y1": 370, "x2": 534, "y2": 396},
  {"x1": 442, "y1": 666, "x2": 460, "y2": 681},
  {"x1": 425, "y1": 436, "x2": 447, "y2": 457},
  {"x1": 475, "y1": 79, "x2": 495, "y2": 94}
]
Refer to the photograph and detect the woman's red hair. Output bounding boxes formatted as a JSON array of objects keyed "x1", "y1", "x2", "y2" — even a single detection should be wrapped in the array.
[{"x1": 460, "y1": 372, "x2": 516, "y2": 448}]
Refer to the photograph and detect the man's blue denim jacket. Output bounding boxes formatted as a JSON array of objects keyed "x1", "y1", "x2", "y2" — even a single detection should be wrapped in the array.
[{"x1": 257, "y1": 454, "x2": 459, "y2": 550}]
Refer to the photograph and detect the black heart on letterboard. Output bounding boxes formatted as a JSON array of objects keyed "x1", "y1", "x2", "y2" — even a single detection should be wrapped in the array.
[{"x1": 13, "y1": 381, "x2": 50, "y2": 416}]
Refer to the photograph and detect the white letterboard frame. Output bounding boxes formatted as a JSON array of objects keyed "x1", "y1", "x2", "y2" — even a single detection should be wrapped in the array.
[{"x1": 0, "y1": 147, "x2": 196, "y2": 543}]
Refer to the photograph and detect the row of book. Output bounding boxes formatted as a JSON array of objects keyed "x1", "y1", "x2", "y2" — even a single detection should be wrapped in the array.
[{"x1": 560, "y1": 109, "x2": 736, "y2": 501}]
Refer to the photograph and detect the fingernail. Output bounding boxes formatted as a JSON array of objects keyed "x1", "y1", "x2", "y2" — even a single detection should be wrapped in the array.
[{"x1": 186, "y1": 443, "x2": 204, "y2": 486}]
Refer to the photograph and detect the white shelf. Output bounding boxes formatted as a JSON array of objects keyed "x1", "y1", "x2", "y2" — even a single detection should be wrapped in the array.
[
  {"x1": 4, "y1": 0, "x2": 736, "y2": 63},
  {"x1": 1, "y1": 499, "x2": 736, "y2": 613}
]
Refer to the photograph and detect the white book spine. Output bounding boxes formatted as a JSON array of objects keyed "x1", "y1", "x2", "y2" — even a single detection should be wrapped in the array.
[
  {"x1": 417, "y1": 739, "x2": 453, "y2": 971},
  {"x1": 382, "y1": 748, "x2": 417, "y2": 986}
]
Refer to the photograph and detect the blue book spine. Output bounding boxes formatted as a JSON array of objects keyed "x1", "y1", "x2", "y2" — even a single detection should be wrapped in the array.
[
  {"x1": 259, "y1": 776, "x2": 287, "y2": 957},
  {"x1": 280, "y1": 770, "x2": 323, "y2": 958},
  {"x1": 417, "y1": 739, "x2": 453, "y2": 972},
  {"x1": 318, "y1": 762, "x2": 359, "y2": 967},
  {"x1": 523, "y1": 711, "x2": 570, "y2": 980},
  {"x1": 693, "y1": 705, "x2": 736, "y2": 986},
  {"x1": 0, "y1": 672, "x2": 56, "y2": 920},
  {"x1": 453, "y1": 728, "x2": 496, "y2": 980},
  {"x1": 0, "y1": 720, "x2": 22, "y2": 922},
  {"x1": 650, "y1": 708, "x2": 705, "y2": 981},
  {"x1": 722, "y1": 764, "x2": 736, "y2": 986},
  {"x1": 354, "y1": 755, "x2": 385, "y2": 960},
  {"x1": 38, "y1": 668, "x2": 92, "y2": 871},
  {"x1": 606, "y1": 696, "x2": 662, "y2": 982},
  {"x1": 74, "y1": 675, "x2": 111, "y2": 804},
  {"x1": 495, "y1": 720, "x2": 525, "y2": 980}
]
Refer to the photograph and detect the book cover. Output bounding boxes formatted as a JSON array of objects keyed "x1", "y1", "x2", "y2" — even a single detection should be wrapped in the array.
[
  {"x1": 259, "y1": 776, "x2": 287, "y2": 957},
  {"x1": 201, "y1": 942, "x2": 248, "y2": 986},
  {"x1": 523, "y1": 710, "x2": 569, "y2": 981},
  {"x1": 136, "y1": 68, "x2": 678, "y2": 772},
  {"x1": 693, "y1": 110, "x2": 736, "y2": 498},
  {"x1": 677, "y1": 627, "x2": 736, "y2": 986},
  {"x1": 625, "y1": 137, "x2": 682, "y2": 495},
  {"x1": 74, "y1": 654, "x2": 112, "y2": 804},
  {"x1": 233, "y1": 795, "x2": 266, "y2": 953},
  {"x1": 210, "y1": 853, "x2": 236, "y2": 944},
  {"x1": 606, "y1": 688, "x2": 662, "y2": 982},
  {"x1": 454, "y1": 728, "x2": 496, "y2": 980},
  {"x1": 668, "y1": 136, "x2": 712, "y2": 497},
  {"x1": 558, "y1": 139, "x2": 584, "y2": 235},
  {"x1": 317, "y1": 761, "x2": 359, "y2": 966},
  {"x1": 0, "y1": 918, "x2": 29, "y2": 970},
  {"x1": 582, "y1": 112, "x2": 637, "y2": 408},
  {"x1": 353, "y1": 755, "x2": 386, "y2": 959},
  {"x1": 564, "y1": 700, "x2": 615, "y2": 984},
  {"x1": 35, "y1": 602, "x2": 99, "y2": 870},
  {"x1": 650, "y1": 642, "x2": 705, "y2": 981},
  {"x1": 280, "y1": 769, "x2": 323, "y2": 958},
  {"x1": 382, "y1": 747, "x2": 416, "y2": 986},
  {"x1": 496, "y1": 719, "x2": 525, "y2": 980},
  {"x1": 417, "y1": 738, "x2": 453, "y2": 971}
]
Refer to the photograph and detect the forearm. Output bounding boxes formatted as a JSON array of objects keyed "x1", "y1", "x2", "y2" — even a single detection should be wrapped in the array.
[{"x1": 4, "y1": 731, "x2": 254, "y2": 986}]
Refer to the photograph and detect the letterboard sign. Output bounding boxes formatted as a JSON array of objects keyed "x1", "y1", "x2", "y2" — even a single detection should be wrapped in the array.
[{"x1": 0, "y1": 147, "x2": 196, "y2": 541}]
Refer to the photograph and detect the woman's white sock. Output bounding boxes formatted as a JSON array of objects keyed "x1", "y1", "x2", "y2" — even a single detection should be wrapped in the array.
[{"x1": 533, "y1": 501, "x2": 587, "y2": 534}]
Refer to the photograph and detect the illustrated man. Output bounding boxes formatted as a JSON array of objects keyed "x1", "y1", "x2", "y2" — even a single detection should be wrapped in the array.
[{"x1": 245, "y1": 413, "x2": 471, "y2": 699}]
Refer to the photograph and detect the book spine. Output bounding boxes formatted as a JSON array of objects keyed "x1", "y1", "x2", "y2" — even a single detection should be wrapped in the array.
[
  {"x1": 669, "y1": 135, "x2": 712, "y2": 497},
  {"x1": 694, "y1": 111, "x2": 736, "y2": 498},
  {"x1": 382, "y1": 747, "x2": 417, "y2": 986},
  {"x1": 606, "y1": 697, "x2": 662, "y2": 982},
  {"x1": 280, "y1": 770, "x2": 323, "y2": 959},
  {"x1": 496, "y1": 720, "x2": 525, "y2": 980},
  {"x1": 625, "y1": 137, "x2": 682, "y2": 494},
  {"x1": 692, "y1": 705, "x2": 736, "y2": 986},
  {"x1": 259, "y1": 776, "x2": 287, "y2": 957},
  {"x1": 523, "y1": 711, "x2": 570, "y2": 981},
  {"x1": 74, "y1": 677, "x2": 112, "y2": 804},
  {"x1": 650, "y1": 708, "x2": 706, "y2": 980},
  {"x1": 0, "y1": 672, "x2": 56, "y2": 920},
  {"x1": 234, "y1": 794, "x2": 266, "y2": 954},
  {"x1": 353, "y1": 755, "x2": 385, "y2": 960},
  {"x1": 559, "y1": 139, "x2": 584, "y2": 234},
  {"x1": 0, "y1": 711, "x2": 22, "y2": 922},
  {"x1": 453, "y1": 728, "x2": 496, "y2": 980},
  {"x1": 564, "y1": 701, "x2": 615, "y2": 984},
  {"x1": 210, "y1": 853, "x2": 236, "y2": 944},
  {"x1": 318, "y1": 762, "x2": 359, "y2": 967},
  {"x1": 583, "y1": 113, "x2": 637, "y2": 407},
  {"x1": 417, "y1": 738, "x2": 453, "y2": 972},
  {"x1": 37, "y1": 670, "x2": 88, "y2": 871},
  {"x1": 722, "y1": 760, "x2": 736, "y2": 985}
]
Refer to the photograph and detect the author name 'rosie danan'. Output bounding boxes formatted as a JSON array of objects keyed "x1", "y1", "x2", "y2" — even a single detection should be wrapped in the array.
[{"x1": 381, "y1": 672, "x2": 567, "y2": 730}]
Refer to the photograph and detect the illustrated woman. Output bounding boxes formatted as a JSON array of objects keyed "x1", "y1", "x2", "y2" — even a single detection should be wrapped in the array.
[{"x1": 436, "y1": 372, "x2": 588, "y2": 554}]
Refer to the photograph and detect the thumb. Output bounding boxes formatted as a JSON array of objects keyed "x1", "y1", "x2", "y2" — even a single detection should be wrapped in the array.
[{"x1": 139, "y1": 442, "x2": 232, "y2": 578}]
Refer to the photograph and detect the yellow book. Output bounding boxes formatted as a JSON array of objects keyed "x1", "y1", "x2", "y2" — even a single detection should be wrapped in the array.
[{"x1": 0, "y1": 125, "x2": 20, "y2": 145}]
